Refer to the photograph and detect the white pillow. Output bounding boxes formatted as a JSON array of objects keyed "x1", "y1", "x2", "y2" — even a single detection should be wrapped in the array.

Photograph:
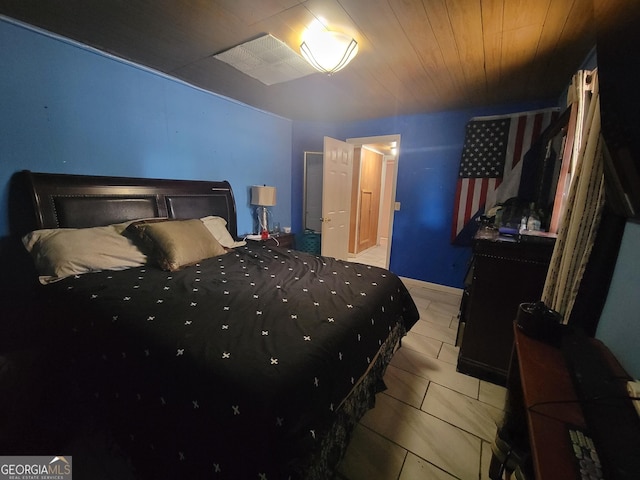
[
  {"x1": 22, "y1": 220, "x2": 148, "y2": 284},
  {"x1": 200, "y1": 216, "x2": 246, "y2": 248}
]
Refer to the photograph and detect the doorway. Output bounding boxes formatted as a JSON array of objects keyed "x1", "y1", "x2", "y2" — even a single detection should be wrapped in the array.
[
  {"x1": 302, "y1": 134, "x2": 400, "y2": 269},
  {"x1": 346, "y1": 134, "x2": 400, "y2": 269}
]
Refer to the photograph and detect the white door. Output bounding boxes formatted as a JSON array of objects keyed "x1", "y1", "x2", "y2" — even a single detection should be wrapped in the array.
[{"x1": 322, "y1": 136, "x2": 354, "y2": 260}]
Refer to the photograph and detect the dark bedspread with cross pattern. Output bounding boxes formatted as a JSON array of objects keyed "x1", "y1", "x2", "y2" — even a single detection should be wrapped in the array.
[{"x1": 45, "y1": 243, "x2": 419, "y2": 479}]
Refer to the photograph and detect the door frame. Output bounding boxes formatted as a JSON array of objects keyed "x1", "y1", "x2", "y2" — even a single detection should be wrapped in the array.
[{"x1": 346, "y1": 134, "x2": 401, "y2": 269}]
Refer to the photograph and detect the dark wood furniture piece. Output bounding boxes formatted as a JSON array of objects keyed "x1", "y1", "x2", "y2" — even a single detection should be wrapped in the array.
[
  {"x1": 256, "y1": 232, "x2": 295, "y2": 249},
  {"x1": 505, "y1": 326, "x2": 587, "y2": 479},
  {"x1": 495, "y1": 325, "x2": 639, "y2": 480},
  {"x1": 456, "y1": 230, "x2": 554, "y2": 385},
  {"x1": 9, "y1": 170, "x2": 419, "y2": 479},
  {"x1": 11, "y1": 170, "x2": 238, "y2": 236}
]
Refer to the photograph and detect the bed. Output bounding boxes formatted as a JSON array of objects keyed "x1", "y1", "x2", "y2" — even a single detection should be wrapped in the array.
[{"x1": 14, "y1": 170, "x2": 419, "y2": 479}]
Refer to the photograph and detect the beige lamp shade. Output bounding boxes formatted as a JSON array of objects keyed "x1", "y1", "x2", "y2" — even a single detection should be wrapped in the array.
[{"x1": 251, "y1": 185, "x2": 276, "y2": 206}]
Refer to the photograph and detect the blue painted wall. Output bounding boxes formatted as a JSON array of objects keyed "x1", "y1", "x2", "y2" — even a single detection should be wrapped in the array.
[
  {"x1": 0, "y1": 19, "x2": 292, "y2": 238},
  {"x1": 292, "y1": 104, "x2": 554, "y2": 288},
  {"x1": 596, "y1": 221, "x2": 640, "y2": 378}
]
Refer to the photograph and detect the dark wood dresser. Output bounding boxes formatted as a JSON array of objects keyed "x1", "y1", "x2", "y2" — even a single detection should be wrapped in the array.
[{"x1": 456, "y1": 229, "x2": 555, "y2": 385}]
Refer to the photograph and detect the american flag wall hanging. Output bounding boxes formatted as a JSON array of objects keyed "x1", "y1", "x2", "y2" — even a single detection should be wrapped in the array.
[{"x1": 451, "y1": 108, "x2": 558, "y2": 245}]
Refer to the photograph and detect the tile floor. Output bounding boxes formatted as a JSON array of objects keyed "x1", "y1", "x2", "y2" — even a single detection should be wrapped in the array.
[
  {"x1": 347, "y1": 244, "x2": 388, "y2": 268},
  {"x1": 338, "y1": 247, "x2": 508, "y2": 480}
]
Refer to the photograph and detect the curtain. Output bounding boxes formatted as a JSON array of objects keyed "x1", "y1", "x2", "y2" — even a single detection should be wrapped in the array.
[{"x1": 542, "y1": 70, "x2": 607, "y2": 321}]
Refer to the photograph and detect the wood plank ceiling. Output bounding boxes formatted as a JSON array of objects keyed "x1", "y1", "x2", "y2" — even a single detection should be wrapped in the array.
[{"x1": 0, "y1": 0, "x2": 625, "y2": 122}]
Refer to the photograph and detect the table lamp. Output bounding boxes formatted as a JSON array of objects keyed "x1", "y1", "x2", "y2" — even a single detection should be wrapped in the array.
[{"x1": 251, "y1": 185, "x2": 276, "y2": 239}]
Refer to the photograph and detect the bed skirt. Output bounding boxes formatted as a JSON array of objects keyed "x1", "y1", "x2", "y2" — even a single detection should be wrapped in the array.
[{"x1": 301, "y1": 320, "x2": 407, "y2": 479}]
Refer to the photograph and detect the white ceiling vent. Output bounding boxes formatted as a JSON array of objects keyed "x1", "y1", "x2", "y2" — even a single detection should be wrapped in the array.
[{"x1": 214, "y1": 34, "x2": 316, "y2": 85}]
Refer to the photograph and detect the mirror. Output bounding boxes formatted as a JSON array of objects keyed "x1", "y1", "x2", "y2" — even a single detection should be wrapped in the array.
[
  {"x1": 303, "y1": 152, "x2": 323, "y2": 232},
  {"x1": 518, "y1": 107, "x2": 572, "y2": 232}
]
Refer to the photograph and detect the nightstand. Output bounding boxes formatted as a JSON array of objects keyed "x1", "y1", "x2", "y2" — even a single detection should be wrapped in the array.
[{"x1": 249, "y1": 232, "x2": 295, "y2": 249}]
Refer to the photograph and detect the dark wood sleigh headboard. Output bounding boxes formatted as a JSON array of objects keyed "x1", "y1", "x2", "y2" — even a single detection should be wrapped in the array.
[{"x1": 11, "y1": 170, "x2": 238, "y2": 239}]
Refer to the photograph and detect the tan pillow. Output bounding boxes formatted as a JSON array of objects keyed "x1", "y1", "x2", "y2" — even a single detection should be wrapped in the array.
[
  {"x1": 200, "y1": 216, "x2": 246, "y2": 248},
  {"x1": 22, "y1": 220, "x2": 148, "y2": 284},
  {"x1": 127, "y1": 219, "x2": 226, "y2": 271}
]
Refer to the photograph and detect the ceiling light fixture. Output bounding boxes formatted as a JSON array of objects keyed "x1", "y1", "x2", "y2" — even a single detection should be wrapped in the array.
[{"x1": 300, "y1": 30, "x2": 358, "y2": 74}]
